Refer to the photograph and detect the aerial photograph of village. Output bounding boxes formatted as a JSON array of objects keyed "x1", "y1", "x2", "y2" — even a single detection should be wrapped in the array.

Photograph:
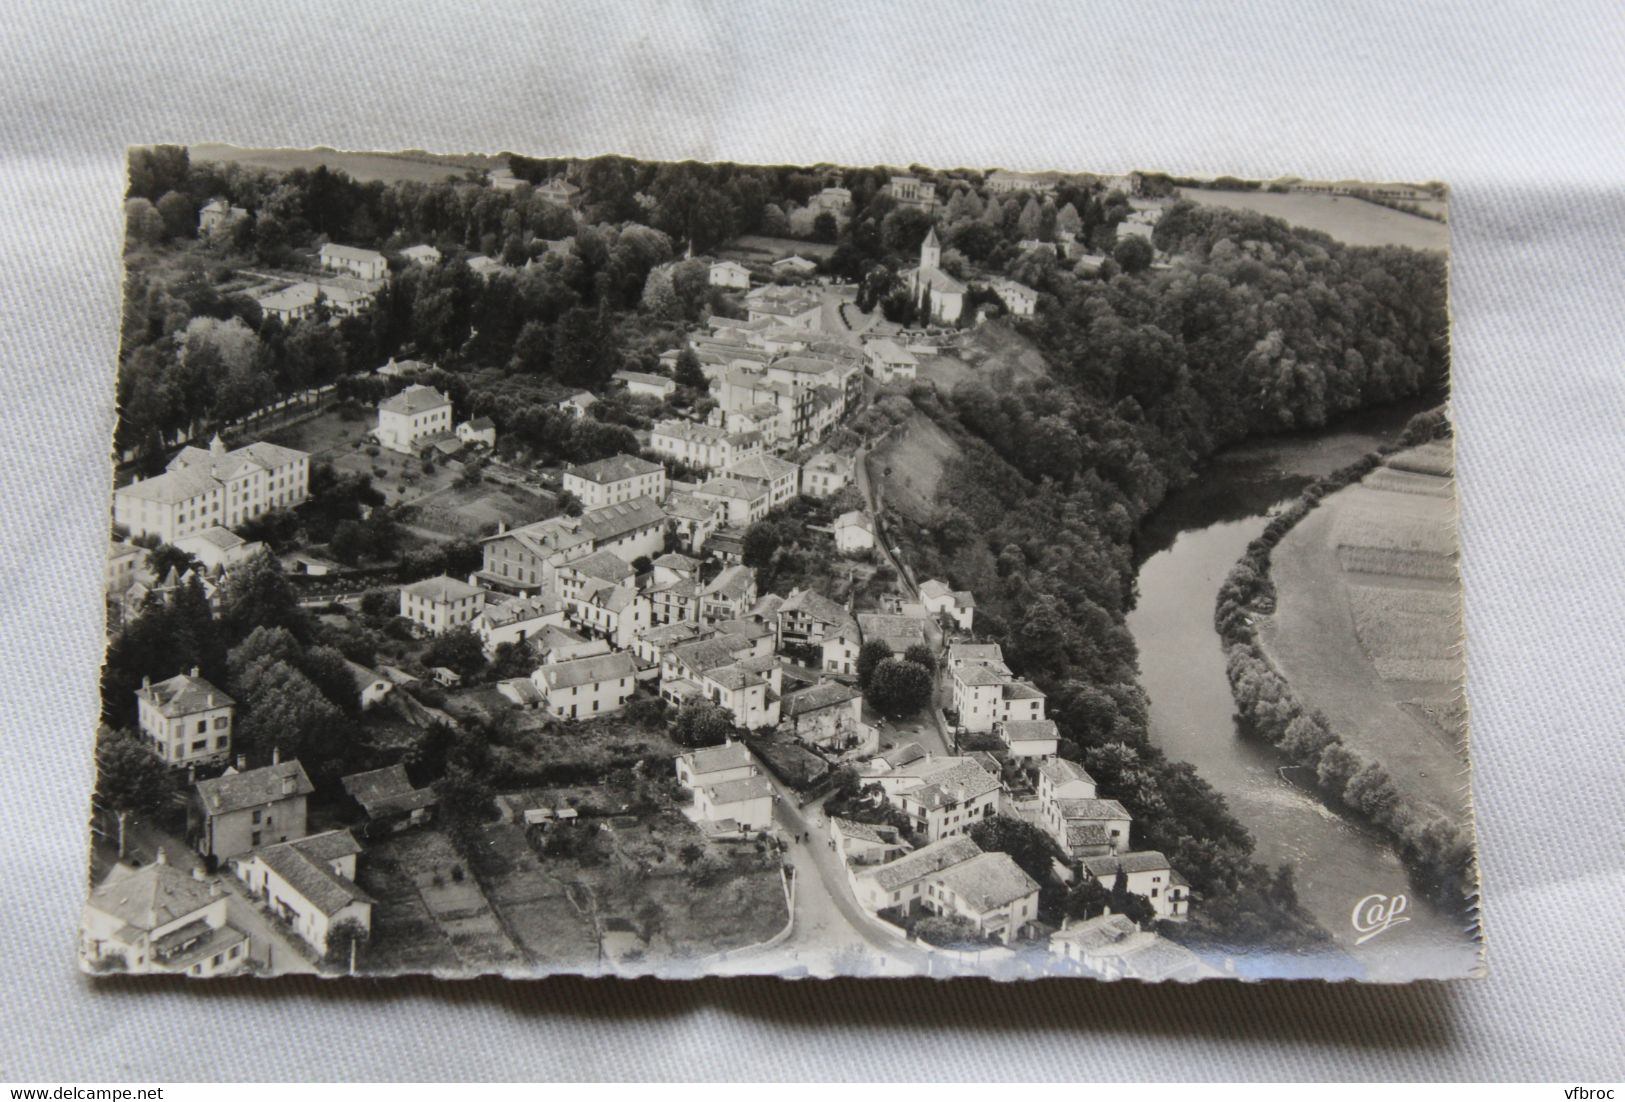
[{"x1": 83, "y1": 144, "x2": 1479, "y2": 982}]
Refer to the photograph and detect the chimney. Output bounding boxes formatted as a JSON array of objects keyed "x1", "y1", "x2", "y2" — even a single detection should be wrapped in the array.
[
  {"x1": 141, "y1": 675, "x2": 150, "y2": 690},
  {"x1": 211, "y1": 793, "x2": 222, "y2": 810},
  {"x1": 189, "y1": 666, "x2": 200, "y2": 679},
  {"x1": 209, "y1": 881, "x2": 223, "y2": 898},
  {"x1": 155, "y1": 847, "x2": 168, "y2": 866},
  {"x1": 282, "y1": 774, "x2": 295, "y2": 795},
  {"x1": 191, "y1": 865, "x2": 207, "y2": 882},
  {"x1": 207, "y1": 693, "x2": 215, "y2": 707},
  {"x1": 271, "y1": 746, "x2": 281, "y2": 766},
  {"x1": 236, "y1": 755, "x2": 247, "y2": 771}
]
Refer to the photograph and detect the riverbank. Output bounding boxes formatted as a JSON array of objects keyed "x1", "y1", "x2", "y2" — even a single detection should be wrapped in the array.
[
  {"x1": 1128, "y1": 397, "x2": 1480, "y2": 979},
  {"x1": 1213, "y1": 412, "x2": 1479, "y2": 916}
]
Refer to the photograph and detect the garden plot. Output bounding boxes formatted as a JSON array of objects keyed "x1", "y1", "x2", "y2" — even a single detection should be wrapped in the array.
[{"x1": 1346, "y1": 584, "x2": 1463, "y2": 683}]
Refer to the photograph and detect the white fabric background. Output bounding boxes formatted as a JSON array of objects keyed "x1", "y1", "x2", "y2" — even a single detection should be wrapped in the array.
[{"x1": 2, "y1": 0, "x2": 1623, "y2": 1082}]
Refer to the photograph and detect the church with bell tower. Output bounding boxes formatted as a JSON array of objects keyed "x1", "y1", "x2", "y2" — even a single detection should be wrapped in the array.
[{"x1": 904, "y1": 225, "x2": 966, "y2": 325}]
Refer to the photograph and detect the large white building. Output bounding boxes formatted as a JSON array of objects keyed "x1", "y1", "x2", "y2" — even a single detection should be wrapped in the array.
[
  {"x1": 562, "y1": 454, "x2": 668, "y2": 510},
  {"x1": 231, "y1": 829, "x2": 373, "y2": 955},
  {"x1": 947, "y1": 643, "x2": 1047, "y2": 733},
  {"x1": 319, "y1": 242, "x2": 387, "y2": 281},
  {"x1": 532, "y1": 651, "x2": 638, "y2": 719},
  {"x1": 709, "y1": 260, "x2": 751, "y2": 290},
  {"x1": 648, "y1": 419, "x2": 763, "y2": 474},
  {"x1": 376, "y1": 385, "x2": 453, "y2": 454},
  {"x1": 136, "y1": 668, "x2": 234, "y2": 767},
  {"x1": 114, "y1": 435, "x2": 310, "y2": 544},
  {"x1": 80, "y1": 853, "x2": 249, "y2": 976},
  {"x1": 399, "y1": 575, "x2": 485, "y2": 635}
]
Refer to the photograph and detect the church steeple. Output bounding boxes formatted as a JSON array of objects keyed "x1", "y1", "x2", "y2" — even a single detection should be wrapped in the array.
[{"x1": 920, "y1": 226, "x2": 941, "y2": 272}]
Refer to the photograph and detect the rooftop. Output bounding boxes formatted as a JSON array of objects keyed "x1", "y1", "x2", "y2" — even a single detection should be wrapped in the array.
[
  {"x1": 577, "y1": 496, "x2": 666, "y2": 543},
  {"x1": 1038, "y1": 758, "x2": 1096, "y2": 788},
  {"x1": 139, "y1": 670, "x2": 234, "y2": 718},
  {"x1": 682, "y1": 741, "x2": 754, "y2": 775},
  {"x1": 254, "y1": 833, "x2": 374, "y2": 917},
  {"x1": 401, "y1": 574, "x2": 483, "y2": 603},
  {"x1": 341, "y1": 765, "x2": 436, "y2": 817},
  {"x1": 831, "y1": 817, "x2": 899, "y2": 844},
  {"x1": 537, "y1": 651, "x2": 637, "y2": 692},
  {"x1": 862, "y1": 836, "x2": 982, "y2": 892},
  {"x1": 782, "y1": 680, "x2": 862, "y2": 716},
  {"x1": 565, "y1": 549, "x2": 634, "y2": 584},
  {"x1": 195, "y1": 761, "x2": 314, "y2": 816},
  {"x1": 1081, "y1": 851, "x2": 1172, "y2": 878},
  {"x1": 567, "y1": 453, "x2": 664, "y2": 485},
  {"x1": 320, "y1": 242, "x2": 384, "y2": 263},
  {"x1": 703, "y1": 775, "x2": 775, "y2": 805},
  {"x1": 726, "y1": 454, "x2": 799, "y2": 481},
  {"x1": 1055, "y1": 798, "x2": 1132, "y2": 823},
  {"x1": 379, "y1": 383, "x2": 452, "y2": 416},
  {"x1": 933, "y1": 851, "x2": 1040, "y2": 912},
  {"x1": 86, "y1": 860, "x2": 216, "y2": 932}
]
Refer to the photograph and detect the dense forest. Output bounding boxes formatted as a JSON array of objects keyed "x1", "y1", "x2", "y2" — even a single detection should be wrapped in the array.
[{"x1": 889, "y1": 203, "x2": 1450, "y2": 954}]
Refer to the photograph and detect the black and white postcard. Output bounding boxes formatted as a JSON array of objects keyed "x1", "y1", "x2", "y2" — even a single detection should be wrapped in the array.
[{"x1": 84, "y1": 145, "x2": 1479, "y2": 982}]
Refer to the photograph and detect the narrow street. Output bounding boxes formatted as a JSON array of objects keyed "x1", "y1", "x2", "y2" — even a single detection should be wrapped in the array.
[{"x1": 712, "y1": 764, "x2": 932, "y2": 976}]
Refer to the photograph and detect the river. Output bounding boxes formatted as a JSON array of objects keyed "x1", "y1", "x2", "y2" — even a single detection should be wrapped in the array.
[{"x1": 1129, "y1": 398, "x2": 1481, "y2": 981}]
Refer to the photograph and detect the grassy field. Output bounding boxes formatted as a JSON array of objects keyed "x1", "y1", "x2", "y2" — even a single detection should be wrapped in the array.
[
  {"x1": 1176, "y1": 188, "x2": 1450, "y2": 251},
  {"x1": 873, "y1": 409, "x2": 963, "y2": 523},
  {"x1": 192, "y1": 143, "x2": 489, "y2": 185},
  {"x1": 1257, "y1": 444, "x2": 1469, "y2": 822}
]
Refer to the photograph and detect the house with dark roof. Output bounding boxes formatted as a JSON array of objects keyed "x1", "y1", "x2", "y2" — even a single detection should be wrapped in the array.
[
  {"x1": 1044, "y1": 797, "x2": 1133, "y2": 861},
  {"x1": 777, "y1": 587, "x2": 852, "y2": 648},
  {"x1": 136, "y1": 667, "x2": 234, "y2": 767},
  {"x1": 851, "y1": 835, "x2": 981, "y2": 913},
  {"x1": 531, "y1": 651, "x2": 638, "y2": 719},
  {"x1": 190, "y1": 759, "x2": 314, "y2": 861},
  {"x1": 562, "y1": 453, "x2": 667, "y2": 510},
  {"x1": 232, "y1": 829, "x2": 374, "y2": 956},
  {"x1": 921, "y1": 850, "x2": 1040, "y2": 944},
  {"x1": 341, "y1": 765, "x2": 437, "y2": 834},
  {"x1": 780, "y1": 679, "x2": 865, "y2": 750},
  {"x1": 79, "y1": 849, "x2": 248, "y2": 976}
]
